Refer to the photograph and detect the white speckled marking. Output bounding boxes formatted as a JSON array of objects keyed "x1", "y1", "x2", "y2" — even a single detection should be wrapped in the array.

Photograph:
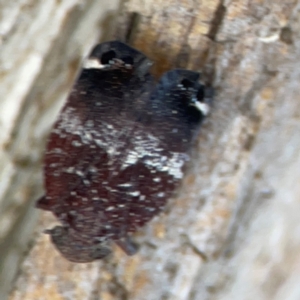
[
  {"x1": 129, "y1": 191, "x2": 140, "y2": 196},
  {"x1": 192, "y1": 100, "x2": 210, "y2": 116},
  {"x1": 83, "y1": 58, "x2": 105, "y2": 69}
]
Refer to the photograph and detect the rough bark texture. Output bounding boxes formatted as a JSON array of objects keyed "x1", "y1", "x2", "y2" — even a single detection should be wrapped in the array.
[
  {"x1": 1, "y1": 0, "x2": 299, "y2": 299},
  {"x1": 0, "y1": 0, "x2": 120, "y2": 299}
]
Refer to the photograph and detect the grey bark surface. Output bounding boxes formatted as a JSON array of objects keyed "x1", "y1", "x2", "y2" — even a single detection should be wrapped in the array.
[{"x1": 1, "y1": 0, "x2": 299, "y2": 299}]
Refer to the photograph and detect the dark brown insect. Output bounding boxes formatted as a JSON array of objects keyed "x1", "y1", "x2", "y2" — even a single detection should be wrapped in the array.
[{"x1": 36, "y1": 41, "x2": 212, "y2": 263}]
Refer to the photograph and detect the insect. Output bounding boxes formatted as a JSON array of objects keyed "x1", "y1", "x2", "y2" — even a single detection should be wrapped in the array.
[{"x1": 36, "y1": 41, "x2": 212, "y2": 263}]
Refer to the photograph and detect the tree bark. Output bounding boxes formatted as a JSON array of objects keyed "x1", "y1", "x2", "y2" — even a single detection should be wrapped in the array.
[{"x1": 1, "y1": 0, "x2": 300, "y2": 299}]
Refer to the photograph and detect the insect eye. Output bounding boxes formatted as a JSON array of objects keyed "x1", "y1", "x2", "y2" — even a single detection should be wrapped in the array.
[
  {"x1": 180, "y1": 78, "x2": 194, "y2": 89},
  {"x1": 101, "y1": 50, "x2": 117, "y2": 64},
  {"x1": 196, "y1": 86, "x2": 205, "y2": 102},
  {"x1": 121, "y1": 55, "x2": 134, "y2": 66}
]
